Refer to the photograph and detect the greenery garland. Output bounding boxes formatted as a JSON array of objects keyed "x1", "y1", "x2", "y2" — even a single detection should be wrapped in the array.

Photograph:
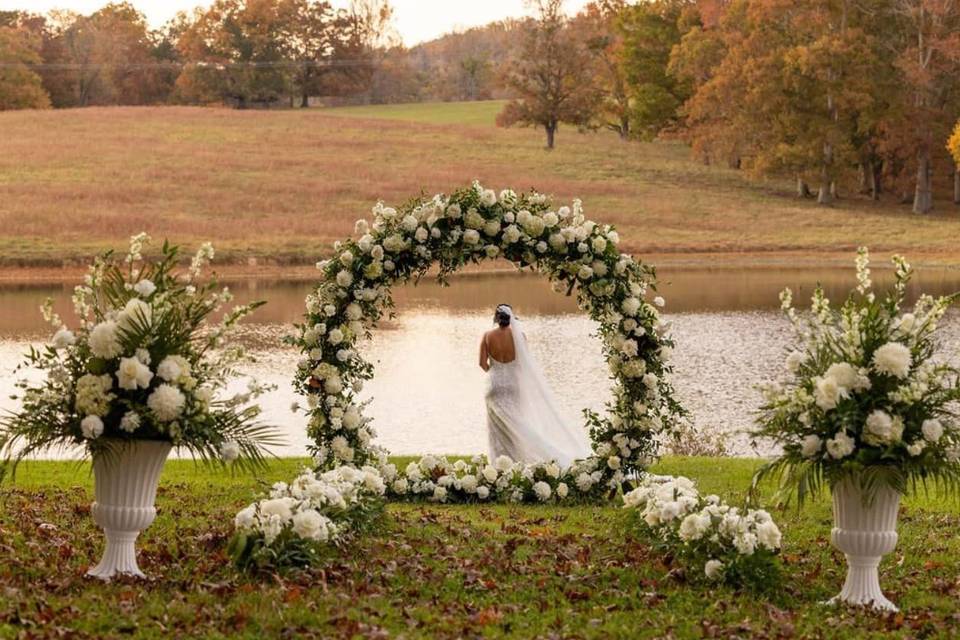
[{"x1": 291, "y1": 182, "x2": 684, "y2": 497}]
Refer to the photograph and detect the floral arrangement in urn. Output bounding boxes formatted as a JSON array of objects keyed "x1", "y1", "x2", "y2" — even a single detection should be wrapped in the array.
[
  {"x1": 1, "y1": 234, "x2": 279, "y2": 578},
  {"x1": 752, "y1": 248, "x2": 960, "y2": 610}
]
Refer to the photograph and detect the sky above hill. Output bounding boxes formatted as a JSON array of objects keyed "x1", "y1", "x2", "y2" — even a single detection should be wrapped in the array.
[{"x1": 2, "y1": 0, "x2": 594, "y2": 45}]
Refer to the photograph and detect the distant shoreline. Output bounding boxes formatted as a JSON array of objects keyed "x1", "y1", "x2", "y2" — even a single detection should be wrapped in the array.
[{"x1": 3, "y1": 250, "x2": 960, "y2": 286}]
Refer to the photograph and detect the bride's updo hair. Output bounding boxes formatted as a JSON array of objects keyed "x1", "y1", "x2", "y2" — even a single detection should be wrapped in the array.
[{"x1": 494, "y1": 304, "x2": 512, "y2": 328}]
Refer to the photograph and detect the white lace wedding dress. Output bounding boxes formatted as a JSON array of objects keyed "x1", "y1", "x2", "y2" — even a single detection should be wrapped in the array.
[{"x1": 485, "y1": 308, "x2": 592, "y2": 468}]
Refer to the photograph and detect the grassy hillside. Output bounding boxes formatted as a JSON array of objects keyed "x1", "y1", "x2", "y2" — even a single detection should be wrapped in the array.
[
  {"x1": 2, "y1": 456, "x2": 958, "y2": 638},
  {"x1": 3, "y1": 101, "x2": 960, "y2": 268}
]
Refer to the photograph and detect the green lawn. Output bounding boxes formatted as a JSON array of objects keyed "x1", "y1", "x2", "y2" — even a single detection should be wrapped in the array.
[
  {"x1": 2, "y1": 457, "x2": 958, "y2": 638},
  {"x1": 320, "y1": 100, "x2": 508, "y2": 126}
]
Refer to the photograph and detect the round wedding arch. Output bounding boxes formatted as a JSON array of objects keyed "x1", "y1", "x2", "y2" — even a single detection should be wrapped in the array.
[{"x1": 292, "y1": 182, "x2": 684, "y2": 500}]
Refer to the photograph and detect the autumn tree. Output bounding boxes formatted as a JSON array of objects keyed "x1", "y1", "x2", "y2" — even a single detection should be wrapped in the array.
[
  {"x1": 575, "y1": 0, "x2": 632, "y2": 139},
  {"x1": 883, "y1": 1, "x2": 960, "y2": 213},
  {"x1": 0, "y1": 12, "x2": 51, "y2": 110},
  {"x1": 615, "y1": 0, "x2": 694, "y2": 140},
  {"x1": 497, "y1": 0, "x2": 599, "y2": 149}
]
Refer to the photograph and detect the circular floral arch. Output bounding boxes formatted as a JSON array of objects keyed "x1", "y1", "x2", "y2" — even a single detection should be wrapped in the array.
[{"x1": 293, "y1": 182, "x2": 683, "y2": 495}]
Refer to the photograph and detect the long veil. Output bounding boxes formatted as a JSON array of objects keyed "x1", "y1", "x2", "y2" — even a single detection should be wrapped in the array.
[{"x1": 503, "y1": 308, "x2": 592, "y2": 468}]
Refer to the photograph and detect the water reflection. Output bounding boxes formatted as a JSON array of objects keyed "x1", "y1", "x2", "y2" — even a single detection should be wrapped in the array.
[{"x1": 3, "y1": 267, "x2": 960, "y2": 458}]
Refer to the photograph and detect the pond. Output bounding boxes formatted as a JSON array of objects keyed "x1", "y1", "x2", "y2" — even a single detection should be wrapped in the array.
[{"x1": 3, "y1": 266, "x2": 960, "y2": 458}]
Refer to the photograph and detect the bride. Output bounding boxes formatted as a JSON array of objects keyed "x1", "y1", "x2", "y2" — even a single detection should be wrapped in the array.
[{"x1": 479, "y1": 304, "x2": 592, "y2": 468}]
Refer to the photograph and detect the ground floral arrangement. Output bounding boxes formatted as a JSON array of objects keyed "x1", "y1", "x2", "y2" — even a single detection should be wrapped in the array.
[
  {"x1": 291, "y1": 182, "x2": 684, "y2": 499},
  {"x1": 623, "y1": 475, "x2": 782, "y2": 588},
  {"x1": 229, "y1": 464, "x2": 387, "y2": 571},
  {"x1": 0, "y1": 234, "x2": 278, "y2": 470},
  {"x1": 753, "y1": 248, "x2": 960, "y2": 502}
]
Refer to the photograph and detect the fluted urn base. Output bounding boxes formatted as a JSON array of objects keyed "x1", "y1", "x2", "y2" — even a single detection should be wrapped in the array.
[
  {"x1": 828, "y1": 478, "x2": 901, "y2": 612},
  {"x1": 87, "y1": 439, "x2": 171, "y2": 580}
]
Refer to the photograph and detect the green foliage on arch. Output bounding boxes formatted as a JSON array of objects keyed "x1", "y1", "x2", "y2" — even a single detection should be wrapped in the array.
[{"x1": 291, "y1": 182, "x2": 684, "y2": 501}]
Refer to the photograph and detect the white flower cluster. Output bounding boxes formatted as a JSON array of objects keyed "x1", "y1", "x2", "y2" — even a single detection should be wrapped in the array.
[
  {"x1": 298, "y1": 183, "x2": 681, "y2": 487},
  {"x1": 232, "y1": 465, "x2": 386, "y2": 568},
  {"x1": 376, "y1": 453, "x2": 613, "y2": 504},
  {"x1": 623, "y1": 475, "x2": 781, "y2": 584},
  {"x1": 5, "y1": 233, "x2": 274, "y2": 467},
  {"x1": 756, "y1": 248, "x2": 960, "y2": 500}
]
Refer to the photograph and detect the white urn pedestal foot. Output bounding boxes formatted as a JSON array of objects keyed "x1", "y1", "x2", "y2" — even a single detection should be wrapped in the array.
[
  {"x1": 826, "y1": 479, "x2": 901, "y2": 612},
  {"x1": 87, "y1": 439, "x2": 171, "y2": 581}
]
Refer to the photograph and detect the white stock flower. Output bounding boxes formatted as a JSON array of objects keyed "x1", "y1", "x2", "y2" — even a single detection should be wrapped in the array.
[{"x1": 80, "y1": 415, "x2": 104, "y2": 439}]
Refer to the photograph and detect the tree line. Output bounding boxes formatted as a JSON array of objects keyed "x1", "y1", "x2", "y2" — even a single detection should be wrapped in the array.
[
  {"x1": 499, "y1": 0, "x2": 960, "y2": 213},
  {"x1": 0, "y1": 0, "x2": 394, "y2": 110},
  {"x1": 3, "y1": 0, "x2": 960, "y2": 212}
]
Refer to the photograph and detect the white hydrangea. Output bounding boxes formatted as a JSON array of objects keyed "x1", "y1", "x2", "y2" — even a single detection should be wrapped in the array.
[
  {"x1": 80, "y1": 415, "x2": 104, "y2": 439},
  {"x1": 88, "y1": 321, "x2": 122, "y2": 359}
]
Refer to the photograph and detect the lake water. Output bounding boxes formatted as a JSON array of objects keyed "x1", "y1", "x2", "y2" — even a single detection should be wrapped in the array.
[{"x1": 3, "y1": 266, "x2": 960, "y2": 458}]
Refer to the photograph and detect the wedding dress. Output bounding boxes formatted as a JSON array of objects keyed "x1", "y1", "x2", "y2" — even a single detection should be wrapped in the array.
[{"x1": 485, "y1": 308, "x2": 592, "y2": 469}]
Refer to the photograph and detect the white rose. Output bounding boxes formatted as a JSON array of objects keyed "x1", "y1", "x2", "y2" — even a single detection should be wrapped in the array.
[
  {"x1": 80, "y1": 415, "x2": 104, "y2": 439},
  {"x1": 556, "y1": 482, "x2": 569, "y2": 499},
  {"x1": 814, "y1": 376, "x2": 842, "y2": 411},
  {"x1": 292, "y1": 509, "x2": 331, "y2": 541},
  {"x1": 577, "y1": 265, "x2": 593, "y2": 281},
  {"x1": 463, "y1": 229, "x2": 480, "y2": 245},
  {"x1": 826, "y1": 431, "x2": 855, "y2": 459},
  {"x1": 401, "y1": 214, "x2": 418, "y2": 232},
  {"x1": 116, "y1": 356, "x2": 153, "y2": 390},
  {"x1": 482, "y1": 465, "x2": 498, "y2": 483},
  {"x1": 336, "y1": 270, "x2": 354, "y2": 288},
  {"x1": 591, "y1": 236, "x2": 607, "y2": 254},
  {"x1": 921, "y1": 419, "x2": 944, "y2": 443},
  {"x1": 328, "y1": 328, "x2": 344, "y2": 345},
  {"x1": 476, "y1": 485, "x2": 490, "y2": 500},
  {"x1": 863, "y1": 410, "x2": 897, "y2": 446},
  {"x1": 800, "y1": 434, "x2": 822, "y2": 458},
  {"x1": 653, "y1": 296, "x2": 665, "y2": 308},
  {"x1": 704, "y1": 559, "x2": 724, "y2": 580}
]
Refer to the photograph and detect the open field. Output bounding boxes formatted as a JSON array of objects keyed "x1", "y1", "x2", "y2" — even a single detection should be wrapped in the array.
[
  {"x1": 3, "y1": 101, "x2": 960, "y2": 269},
  {"x1": 2, "y1": 456, "x2": 958, "y2": 638}
]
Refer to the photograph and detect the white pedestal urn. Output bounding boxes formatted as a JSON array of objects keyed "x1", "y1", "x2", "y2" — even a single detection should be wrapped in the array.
[
  {"x1": 87, "y1": 439, "x2": 172, "y2": 580},
  {"x1": 829, "y1": 478, "x2": 901, "y2": 611}
]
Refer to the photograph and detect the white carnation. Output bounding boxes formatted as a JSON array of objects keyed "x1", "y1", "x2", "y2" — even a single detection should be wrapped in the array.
[
  {"x1": 147, "y1": 384, "x2": 186, "y2": 422},
  {"x1": 88, "y1": 321, "x2": 122, "y2": 359},
  {"x1": 80, "y1": 415, "x2": 104, "y2": 439},
  {"x1": 872, "y1": 342, "x2": 912, "y2": 379}
]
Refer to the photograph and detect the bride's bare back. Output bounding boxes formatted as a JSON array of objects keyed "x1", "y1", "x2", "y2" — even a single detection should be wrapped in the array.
[{"x1": 479, "y1": 327, "x2": 516, "y2": 370}]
